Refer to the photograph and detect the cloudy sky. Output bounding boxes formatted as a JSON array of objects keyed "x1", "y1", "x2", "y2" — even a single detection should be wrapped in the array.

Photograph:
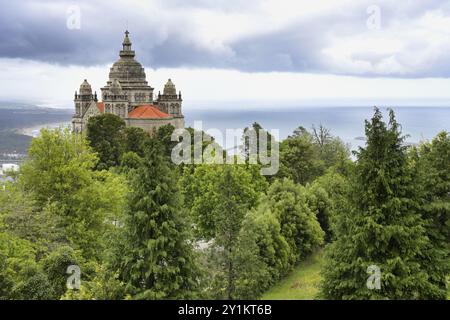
[{"x1": 1, "y1": 0, "x2": 450, "y2": 108}]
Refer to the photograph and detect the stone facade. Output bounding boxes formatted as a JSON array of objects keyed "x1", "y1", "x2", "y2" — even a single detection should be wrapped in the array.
[{"x1": 72, "y1": 31, "x2": 184, "y2": 134}]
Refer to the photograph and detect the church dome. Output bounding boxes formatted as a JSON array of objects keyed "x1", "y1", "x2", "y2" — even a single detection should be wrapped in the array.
[
  {"x1": 109, "y1": 58, "x2": 147, "y2": 82},
  {"x1": 108, "y1": 31, "x2": 147, "y2": 83},
  {"x1": 163, "y1": 79, "x2": 177, "y2": 95},
  {"x1": 79, "y1": 79, "x2": 92, "y2": 95}
]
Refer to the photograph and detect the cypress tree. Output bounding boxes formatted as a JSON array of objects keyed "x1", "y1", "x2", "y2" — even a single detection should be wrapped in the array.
[
  {"x1": 322, "y1": 108, "x2": 434, "y2": 299},
  {"x1": 116, "y1": 138, "x2": 200, "y2": 299},
  {"x1": 214, "y1": 166, "x2": 250, "y2": 300},
  {"x1": 415, "y1": 131, "x2": 450, "y2": 299}
]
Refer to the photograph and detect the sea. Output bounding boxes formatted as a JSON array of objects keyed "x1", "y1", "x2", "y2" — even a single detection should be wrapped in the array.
[
  {"x1": 184, "y1": 106, "x2": 450, "y2": 151},
  {"x1": 16, "y1": 106, "x2": 450, "y2": 152}
]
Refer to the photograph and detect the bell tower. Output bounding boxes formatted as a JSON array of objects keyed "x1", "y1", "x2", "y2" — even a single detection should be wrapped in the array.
[
  {"x1": 73, "y1": 79, "x2": 97, "y2": 133},
  {"x1": 74, "y1": 79, "x2": 96, "y2": 117},
  {"x1": 157, "y1": 79, "x2": 183, "y2": 117}
]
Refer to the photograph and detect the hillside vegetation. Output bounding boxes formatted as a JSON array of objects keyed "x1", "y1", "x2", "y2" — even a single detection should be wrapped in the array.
[{"x1": 0, "y1": 109, "x2": 448, "y2": 300}]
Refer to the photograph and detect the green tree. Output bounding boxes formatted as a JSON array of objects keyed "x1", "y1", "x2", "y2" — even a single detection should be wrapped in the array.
[
  {"x1": 233, "y1": 224, "x2": 272, "y2": 299},
  {"x1": 123, "y1": 126, "x2": 149, "y2": 157},
  {"x1": 311, "y1": 124, "x2": 351, "y2": 170},
  {"x1": 181, "y1": 164, "x2": 266, "y2": 299},
  {"x1": 86, "y1": 113, "x2": 126, "y2": 169},
  {"x1": 278, "y1": 125, "x2": 351, "y2": 184},
  {"x1": 306, "y1": 183, "x2": 334, "y2": 242},
  {"x1": 114, "y1": 137, "x2": 200, "y2": 299},
  {"x1": 0, "y1": 232, "x2": 36, "y2": 299},
  {"x1": 20, "y1": 128, "x2": 127, "y2": 260},
  {"x1": 20, "y1": 128, "x2": 97, "y2": 206},
  {"x1": 236, "y1": 203, "x2": 291, "y2": 295},
  {"x1": 42, "y1": 245, "x2": 82, "y2": 299},
  {"x1": 264, "y1": 179, "x2": 324, "y2": 264},
  {"x1": 414, "y1": 131, "x2": 450, "y2": 298},
  {"x1": 120, "y1": 151, "x2": 144, "y2": 173},
  {"x1": 203, "y1": 175, "x2": 323, "y2": 300},
  {"x1": 155, "y1": 124, "x2": 177, "y2": 161},
  {"x1": 278, "y1": 128, "x2": 324, "y2": 184},
  {"x1": 0, "y1": 184, "x2": 64, "y2": 256},
  {"x1": 61, "y1": 264, "x2": 125, "y2": 300},
  {"x1": 322, "y1": 108, "x2": 435, "y2": 299},
  {"x1": 306, "y1": 171, "x2": 352, "y2": 242},
  {"x1": 214, "y1": 166, "x2": 252, "y2": 299},
  {"x1": 242, "y1": 122, "x2": 273, "y2": 162},
  {"x1": 12, "y1": 271, "x2": 55, "y2": 300},
  {"x1": 180, "y1": 164, "x2": 261, "y2": 240}
]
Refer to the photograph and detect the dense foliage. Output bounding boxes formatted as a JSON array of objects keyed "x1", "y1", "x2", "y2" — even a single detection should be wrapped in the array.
[{"x1": 0, "y1": 111, "x2": 448, "y2": 300}]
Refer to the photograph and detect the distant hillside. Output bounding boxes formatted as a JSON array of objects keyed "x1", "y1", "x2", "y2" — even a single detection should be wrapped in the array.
[
  {"x1": 0, "y1": 132, "x2": 32, "y2": 155},
  {"x1": 0, "y1": 107, "x2": 72, "y2": 131},
  {"x1": 0, "y1": 102, "x2": 42, "y2": 110},
  {"x1": 0, "y1": 106, "x2": 72, "y2": 156}
]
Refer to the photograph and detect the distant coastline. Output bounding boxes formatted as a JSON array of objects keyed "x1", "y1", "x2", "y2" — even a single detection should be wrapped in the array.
[
  {"x1": 0, "y1": 105, "x2": 448, "y2": 154},
  {"x1": 17, "y1": 122, "x2": 71, "y2": 137}
]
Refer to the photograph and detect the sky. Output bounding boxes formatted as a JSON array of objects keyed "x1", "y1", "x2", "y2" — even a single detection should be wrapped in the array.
[{"x1": 1, "y1": 0, "x2": 450, "y2": 109}]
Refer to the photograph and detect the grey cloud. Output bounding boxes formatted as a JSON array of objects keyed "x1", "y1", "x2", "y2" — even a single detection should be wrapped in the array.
[
  {"x1": 160, "y1": 0, "x2": 262, "y2": 12},
  {"x1": 228, "y1": 23, "x2": 327, "y2": 72},
  {"x1": 0, "y1": 0, "x2": 449, "y2": 78},
  {"x1": 226, "y1": 5, "x2": 370, "y2": 73}
]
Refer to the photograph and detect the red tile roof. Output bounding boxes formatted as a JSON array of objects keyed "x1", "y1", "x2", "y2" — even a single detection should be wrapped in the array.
[
  {"x1": 97, "y1": 102, "x2": 105, "y2": 113},
  {"x1": 128, "y1": 105, "x2": 171, "y2": 119}
]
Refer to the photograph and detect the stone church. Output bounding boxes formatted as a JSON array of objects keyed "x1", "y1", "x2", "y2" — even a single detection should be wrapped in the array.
[{"x1": 72, "y1": 31, "x2": 184, "y2": 133}]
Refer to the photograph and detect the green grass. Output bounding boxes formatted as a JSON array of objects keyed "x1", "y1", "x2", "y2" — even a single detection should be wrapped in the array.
[
  {"x1": 261, "y1": 250, "x2": 450, "y2": 300},
  {"x1": 261, "y1": 250, "x2": 324, "y2": 300}
]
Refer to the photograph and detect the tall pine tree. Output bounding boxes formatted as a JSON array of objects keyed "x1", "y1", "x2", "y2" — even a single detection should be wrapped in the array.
[
  {"x1": 322, "y1": 108, "x2": 435, "y2": 299},
  {"x1": 115, "y1": 137, "x2": 200, "y2": 299}
]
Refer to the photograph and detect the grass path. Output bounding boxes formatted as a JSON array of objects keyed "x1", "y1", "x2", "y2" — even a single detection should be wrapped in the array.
[
  {"x1": 262, "y1": 250, "x2": 449, "y2": 300},
  {"x1": 261, "y1": 250, "x2": 324, "y2": 300}
]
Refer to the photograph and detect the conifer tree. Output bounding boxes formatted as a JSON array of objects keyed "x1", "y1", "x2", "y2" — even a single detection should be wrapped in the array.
[
  {"x1": 414, "y1": 131, "x2": 450, "y2": 299},
  {"x1": 322, "y1": 108, "x2": 434, "y2": 299},
  {"x1": 115, "y1": 138, "x2": 200, "y2": 299},
  {"x1": 214, "y1": 166, "x2": 252, "y2": 300}
]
